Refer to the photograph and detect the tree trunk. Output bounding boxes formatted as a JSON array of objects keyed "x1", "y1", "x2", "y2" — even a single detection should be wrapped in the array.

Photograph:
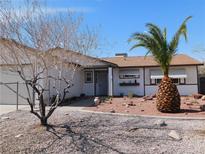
[
  {"x1": 163, "y1": 68, "x2": 169, "y2": 80},
  {"x1": 39, "y1": 95, "x2": 46, "y2": 117},
  {"x1": 40, "y1": 117, "x2": 48, "y2": 126},
  {"x1": 39, "y1": 94, "x2": 48, "y2": 126}
]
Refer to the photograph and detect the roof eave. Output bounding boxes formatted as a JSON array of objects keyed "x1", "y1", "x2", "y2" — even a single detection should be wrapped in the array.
[{"x1": 116, "y1": 63, "x2": 204, "y2": 68}]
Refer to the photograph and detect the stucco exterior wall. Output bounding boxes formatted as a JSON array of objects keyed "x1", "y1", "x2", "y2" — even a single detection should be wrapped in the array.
[
  {"x1": 44, "y1": 67, "x2": 84, "y2": 102},
  {"x1": 112, "y1": 68, "x2": 144, "y2": 96},
  {"x1": 185, "y1": 66, "x2": 198, "y2": 84},
  {"x1": 145, "y1": 85, "x2": 198, "y2": 96}
]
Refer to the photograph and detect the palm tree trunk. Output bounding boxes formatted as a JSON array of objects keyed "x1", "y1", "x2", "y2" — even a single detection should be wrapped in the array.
[
  {"x1": 156, "y1": 77, "x2": 181, "y2": 113},
  {"x1": 163, "y1": 68, "x2": 169, "y2": 80}
]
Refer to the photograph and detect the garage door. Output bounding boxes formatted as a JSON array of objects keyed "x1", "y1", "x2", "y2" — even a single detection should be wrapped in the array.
[
  {"x1": 0, "y1": 82, "x2": 33, "y2": 105},
  {"x1": 0, "y1": 68, "x2": 33, "y2": 105}
]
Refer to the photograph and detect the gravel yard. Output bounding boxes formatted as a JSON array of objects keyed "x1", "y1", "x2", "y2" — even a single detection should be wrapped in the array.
[
  {"x1": 86, "y1": 96, "x2": 205, "y2": 117},
  {"x1": 0, "y1": 109, "x2": 205, "y2": 154}
]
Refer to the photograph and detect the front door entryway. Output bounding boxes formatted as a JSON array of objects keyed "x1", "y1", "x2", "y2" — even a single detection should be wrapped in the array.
[{"x1": 95, "y1": 71, "x2": 108, "y2": 96}]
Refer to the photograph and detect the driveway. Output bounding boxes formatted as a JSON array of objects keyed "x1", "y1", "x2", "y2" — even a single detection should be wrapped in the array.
[
  {"x1": 0, "y1": 105, "x2": 29, "y2": 115},
  {"x1": 57, "y1": 97, "x2": 95, "y2": 112},
  {"x1": 0, "y1": 97, "x2": 94, "y2": 115},
  {"x1": 0, "y1": 98, "x2": 94, "y2": 115}
]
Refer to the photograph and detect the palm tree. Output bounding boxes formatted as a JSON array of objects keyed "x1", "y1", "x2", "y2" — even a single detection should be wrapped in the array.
[{"x1": 129, "y1": 16, "x2": 192, "y2": 113}]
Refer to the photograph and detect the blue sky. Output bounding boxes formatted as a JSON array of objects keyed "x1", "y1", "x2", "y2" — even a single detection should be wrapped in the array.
[{"x1": 13, "y1": 0, "x2": 205, "y2": 60}]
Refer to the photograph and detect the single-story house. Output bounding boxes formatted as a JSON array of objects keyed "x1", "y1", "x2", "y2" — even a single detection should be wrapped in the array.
[
  {"x1": 0, "y1": 38, "x2": 203, "y2": 105},
  {"x1": 47, "y1": 49, "x2": 203, "y2": 98},
  {"x1": 82, "y1": 53, "x2": 203, "y2": 97}
]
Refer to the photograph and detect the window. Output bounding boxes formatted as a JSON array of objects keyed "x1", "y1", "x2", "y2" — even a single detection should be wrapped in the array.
[
  {"x1": 172, "y1": 78, "x2": 180, "y2": 84},
  {"x1": 150, "y1": 78, "x2": 186, "y2": 85},
  {"x1": 150, "y1": 68, "x2": 187, "y2": 85},
  {"x1": 85, "y1": 71, "x2": 93, "y2": 83},
  {"x1": 156, "y1": 79, "x2": 162, "y2": 84},
  {"x1": 119, "y1": 69, "x2": 140, "y2": 79},
  {"x1": 150, "y1": 79, "x2": 155, "y2": 85},
  {"x1": 171, "y1": 78, "x2": 186, "y2": 85},
  {"x1": 150, "y1": 79, "x2": 161, "y2": 85},
  {"x1": 119, "y1": 74, "x2": 140, "y2": 79},
  {"x1": 180, "y1": 78, "x2": 185, "y2": 84}
]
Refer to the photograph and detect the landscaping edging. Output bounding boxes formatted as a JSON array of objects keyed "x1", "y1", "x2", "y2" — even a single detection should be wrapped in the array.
[{"x1": 81, "y1": 109, "x2": 205, "y2": 120}]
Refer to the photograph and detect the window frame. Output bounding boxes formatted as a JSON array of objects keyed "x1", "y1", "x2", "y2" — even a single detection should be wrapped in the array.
[
  {"x1": 150, "y1": 78, "x2": 186, "y2": 85},
  {"x1": 84, "y1": 71, "x2": 93, "y2": 83}
]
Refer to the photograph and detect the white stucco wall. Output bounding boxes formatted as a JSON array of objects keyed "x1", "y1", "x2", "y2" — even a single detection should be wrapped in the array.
[
  {"x1": 45, "y1": 67, "x2": 84, "y2": 101},
  {"x1": 145, "y1": 85, "x2": 198, "y2": 96},
  {"x1": 66, "y1": 70, "x2": 84, "y2": 97},
  {"x1": 113, "y1": 68, "x2": 144, "y2": 96},
  {"x1": 145, "y1": 86, "x2": 158, "y2": 96},
  {"x1": 177, "y1": 85, "x2": 198, "y2": 95},
  {"x1": 185, "y1": 66, "x2": 198, "y2": 84}
]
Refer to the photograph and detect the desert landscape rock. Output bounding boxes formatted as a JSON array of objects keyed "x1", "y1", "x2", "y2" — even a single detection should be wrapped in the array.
[
  {"x1": 168, "y1": 130, "x2": 181, "y2": 141},
  {"x1": 192, "y1": 93, "x2": 203, "y2": 99},
  {"x1": 94, "y1": 97, "x2": 101, "y2": 106}
]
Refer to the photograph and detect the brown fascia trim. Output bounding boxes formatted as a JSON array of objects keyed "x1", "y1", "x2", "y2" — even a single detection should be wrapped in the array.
[
  {"x1": 117, "y1": 64, "x2": 204, "y2": 68},
  {"x1": 83, "y1": 65, "x2": 117, "y2": 69},
  {"x1": 83, "y1": 63, "x2": 203, "y2": 70},
  {"x1": 84, "y1": 67, "x2": 108, "y2": 70}
]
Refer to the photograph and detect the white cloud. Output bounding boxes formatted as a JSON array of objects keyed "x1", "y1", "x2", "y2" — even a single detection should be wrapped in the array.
[
  {"x1": 0, "y1": 6, "x2": 94, "y2": 20},
  {"x1": 0, "y1": 6, "x2": 94, "y2": 26},
  {"x1": 44, "y1": 7, "x2": 94, "y2": 14}
]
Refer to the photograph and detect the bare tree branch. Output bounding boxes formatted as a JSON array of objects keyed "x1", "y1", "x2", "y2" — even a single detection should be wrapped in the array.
[{"x1": 0, "y1": 0, "x2": 99, "y2": 126}]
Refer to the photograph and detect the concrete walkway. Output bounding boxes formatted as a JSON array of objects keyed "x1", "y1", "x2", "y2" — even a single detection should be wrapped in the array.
[
  {"x1": 0, "y1": 97, "x2": 94, "y2": 116},
  {"x1": 0, "y1": 105, "x2": 29, "y2": 115}
]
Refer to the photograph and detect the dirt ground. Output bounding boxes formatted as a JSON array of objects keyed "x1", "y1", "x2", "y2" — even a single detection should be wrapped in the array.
[
  {"x1": 85, "y1": 96, "x2": 205, "y2": 117},
  {"x1": 0, "y1": 110, "x2": 205, "y2": 154}
]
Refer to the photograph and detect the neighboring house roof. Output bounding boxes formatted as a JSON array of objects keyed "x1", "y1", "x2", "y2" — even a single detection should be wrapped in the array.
[
  {"x1": 0, "y1": 38, "x2": 39, "y2": 65},
  {"x1": 102, "y1": 54, "x2": 203, "y2": 67}
]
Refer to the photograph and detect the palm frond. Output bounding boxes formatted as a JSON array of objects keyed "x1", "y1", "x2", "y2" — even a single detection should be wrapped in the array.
[
  {"x1": 169, "y1": 16, "x2": 192, "y2": 51},
  {"x1": 146, "y1": 23, "x2": 165, "y2": 46},
  {"x1": 129, "y1": 16, "x2": 191, "y2": 76}
]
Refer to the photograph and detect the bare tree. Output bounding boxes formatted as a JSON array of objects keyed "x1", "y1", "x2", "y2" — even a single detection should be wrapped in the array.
[{"x1": 0, "y1": 0, "x2": 98, "y2": 126}]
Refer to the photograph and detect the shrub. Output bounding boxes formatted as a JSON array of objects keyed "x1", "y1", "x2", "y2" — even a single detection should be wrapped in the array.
[{"x1": 128, "y1": 92, "x2": 134, "y2": 99}]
